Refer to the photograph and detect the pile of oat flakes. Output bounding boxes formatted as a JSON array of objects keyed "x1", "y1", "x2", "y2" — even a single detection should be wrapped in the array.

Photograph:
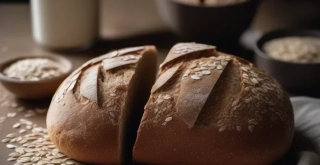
[{"x1": 0, "y1": 88, "x2": 81, "y2": 165}]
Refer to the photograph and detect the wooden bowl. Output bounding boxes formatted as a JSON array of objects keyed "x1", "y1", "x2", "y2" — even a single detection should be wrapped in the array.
[
  {"x1": 0, "y1": 55, "x2": 72, "y2": 99},
  {"x1": 155, "y1": 0, "x2": 261, "y2": 43},
  {"x1": 253, "y1": 29, "x2": 320, "y2": 96}
]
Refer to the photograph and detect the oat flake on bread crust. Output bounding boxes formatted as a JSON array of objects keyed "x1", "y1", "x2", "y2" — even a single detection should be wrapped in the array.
[
  {"x1": 145, "y1": 43, "x2": 292, "y2": 134},
  {"x1": 134, "y1": 42, "x2": 294, "y2": 165},
  {"x1": 47, "y1": 46, "x2": 157, "y2": 165}
]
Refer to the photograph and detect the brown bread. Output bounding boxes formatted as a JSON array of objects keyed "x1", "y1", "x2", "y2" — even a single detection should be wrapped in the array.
[
  {"x1": 133, "y1": 43, "x2": 294, "y2": 165},
  {"x1": 47, "y1": 43, "x2": 294, "y2": 165},
  {"x1": 47, "y1": 46, "x2": 157, "y2": 164}
]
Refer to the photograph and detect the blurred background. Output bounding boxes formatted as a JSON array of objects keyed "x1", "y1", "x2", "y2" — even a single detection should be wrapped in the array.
[
  {"x1": 1, "y1": 0, "x2": 319, "y2": 53},
  {"x1": 1, "y1": 0, "x2": 320, "y2": 96}
]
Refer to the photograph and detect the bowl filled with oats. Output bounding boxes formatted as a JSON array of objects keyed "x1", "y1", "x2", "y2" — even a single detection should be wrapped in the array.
[
  {"x1": 0, "y1": 55, "x2": 72, "y2": 99},
  {"x1": 155, "y1": 0, "x2": 260, "y2": 43},
  {"x1": 254, "y1": 29, "x2": 320, "y2": 95}
]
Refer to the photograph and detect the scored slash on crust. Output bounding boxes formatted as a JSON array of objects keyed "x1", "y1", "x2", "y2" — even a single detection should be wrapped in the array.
[
  {"x1": 146, "y1": 43, "x2": 292, "y2": 135},
  {"x1": 54, "y1": 46, "x2": 147, "y2": 104}
]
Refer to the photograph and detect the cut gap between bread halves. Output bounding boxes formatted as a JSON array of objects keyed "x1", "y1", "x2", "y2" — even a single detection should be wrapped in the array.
[{"x1": 46, "y1": 46, "x2": 157, "y2": 165}]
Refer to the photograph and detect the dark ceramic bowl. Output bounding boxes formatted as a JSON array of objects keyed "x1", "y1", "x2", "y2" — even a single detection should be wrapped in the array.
[
  {"x1": 254, "y1": 29, "x2": 320, "y2": 95},
  {"x1": 0, "y1": 55, "x2": 72, "y2": 99},
  {"x1": 155, "y1": 0, "x2": 261, "y2": 43}
]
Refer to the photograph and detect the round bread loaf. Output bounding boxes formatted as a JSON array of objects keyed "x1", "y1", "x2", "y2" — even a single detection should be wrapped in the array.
[
  {"x1": 47, "y1": 43, "x2": 294, "y2": 165},
  {"x1": 46, "y1": 46, "x2": 157, "y2": 164},
  {"x1": 133, "y1": 43, "x2": 294, "y2": 165}
]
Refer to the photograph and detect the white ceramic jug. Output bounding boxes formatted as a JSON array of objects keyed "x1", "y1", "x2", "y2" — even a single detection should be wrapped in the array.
[{"x1": 31, "y1": 0, "x2": 99, "y2": 51}]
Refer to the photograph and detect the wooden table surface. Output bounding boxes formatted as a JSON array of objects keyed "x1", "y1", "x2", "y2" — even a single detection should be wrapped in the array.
[{"x1": 0, "y1": 0, "x2": 319, "y2": 165}]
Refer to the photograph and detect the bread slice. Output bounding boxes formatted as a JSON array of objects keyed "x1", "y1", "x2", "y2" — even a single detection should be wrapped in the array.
[
  {"x1": 47, "y1": 46, "x2": 157, "y2": 164},
  {"x1": 133, "y1": 43, "x2": 294, "y2": 165}
]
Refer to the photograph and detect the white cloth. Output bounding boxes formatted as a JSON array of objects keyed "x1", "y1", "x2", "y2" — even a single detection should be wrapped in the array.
[{"x1": 277, "y1": 97, "x2": 320, "y2": 165}]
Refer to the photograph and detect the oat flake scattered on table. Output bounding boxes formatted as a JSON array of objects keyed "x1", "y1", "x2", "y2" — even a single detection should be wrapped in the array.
[
  {"x1": 0, "y1": 63, "x2": 80, "y2": 164},
  {"x1": 0, "y1": 90, "x2": 48, "y2": 125},
  {"x1": 2, "y1": 118, "x2": 82, "y2": 165}
]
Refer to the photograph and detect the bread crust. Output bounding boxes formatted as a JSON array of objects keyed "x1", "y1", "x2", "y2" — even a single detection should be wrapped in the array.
[
  {"x1": 133, "y1": 43, "x2": 294, "y2": 165},
  {"x1": 47, "y1": 43, "x2": 294, "y2": 165},
  {"x1": 47, "y1": 46, "x2": 156, "y2": 164}
]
